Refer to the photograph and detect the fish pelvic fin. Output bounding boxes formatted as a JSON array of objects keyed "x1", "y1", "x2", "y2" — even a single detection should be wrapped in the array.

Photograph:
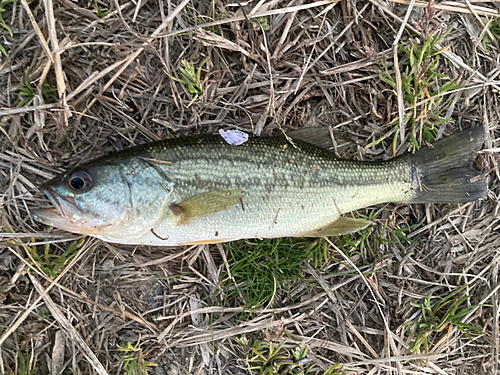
[
  {"x1": 407, "y1": 127, "x2": 487, "y2": 204},
  {"x1": 169, "y1": 188, "x2": 244, "y2": 225},
  {"x1": 300, "y1": 217, "x2": 372, "y2": 237}
]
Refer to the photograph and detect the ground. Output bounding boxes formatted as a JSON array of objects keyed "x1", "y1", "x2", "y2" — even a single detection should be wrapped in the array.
[{"x1": 0, "y1": 0, "x2": 499, "y2": 374}]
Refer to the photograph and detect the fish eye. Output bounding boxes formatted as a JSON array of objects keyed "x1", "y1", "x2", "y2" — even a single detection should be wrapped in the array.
[{"x1": 67, "y1": 171, "x2": 92, "y2": 193}]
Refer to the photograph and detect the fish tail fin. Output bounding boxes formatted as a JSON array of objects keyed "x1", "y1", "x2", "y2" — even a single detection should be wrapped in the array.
[{"x1": 407, "y1": 127, "x2": 487, "y2": 204}]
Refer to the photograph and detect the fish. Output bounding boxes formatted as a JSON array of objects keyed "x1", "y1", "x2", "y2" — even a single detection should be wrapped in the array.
[{"x1": 32, "y1": 127, "x2": 487, "y2": 246}]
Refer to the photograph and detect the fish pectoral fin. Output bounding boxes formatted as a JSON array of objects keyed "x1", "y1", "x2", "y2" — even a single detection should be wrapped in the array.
[
  {"x1": 169, "y1": 188, "x2": 244, "y2": 225},
  {"x1": 301, "y1": 217, "x2": 372, "y2": 237}
]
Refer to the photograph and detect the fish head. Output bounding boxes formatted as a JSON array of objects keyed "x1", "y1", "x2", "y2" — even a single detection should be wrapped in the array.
[{"x1": 33, "y1": 163, "x2": 133, "y2": 235}]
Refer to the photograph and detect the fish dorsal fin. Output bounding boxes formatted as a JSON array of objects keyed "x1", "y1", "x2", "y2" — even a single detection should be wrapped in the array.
[
  {"x1": 301, "y1": 217, "x2": 372, "y2": 237},
  {"x1": 169, "y1": 188, "x2": 244, "y2": 225},
  {"x1": 286, "y1": 127, "x2": 353, "y2": 151}
]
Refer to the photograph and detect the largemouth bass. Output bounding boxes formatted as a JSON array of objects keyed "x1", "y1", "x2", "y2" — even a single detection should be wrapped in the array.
[{"x1": 33, "y1": 127, "x2": 487, "y2": 246}]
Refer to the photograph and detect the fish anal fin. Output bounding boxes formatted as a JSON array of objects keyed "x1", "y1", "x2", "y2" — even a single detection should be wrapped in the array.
[
  {"x1": 301, "y1": 217, "x2": 372, "y2": 237},
  {"x1": 169, "y1": 188, "x2": 244, "y2": 225}
]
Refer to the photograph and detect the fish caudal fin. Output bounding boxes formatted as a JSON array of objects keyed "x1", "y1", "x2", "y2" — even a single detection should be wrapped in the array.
[{"x1": 407, "y1": 127, "x2": 487, "y2": 204}]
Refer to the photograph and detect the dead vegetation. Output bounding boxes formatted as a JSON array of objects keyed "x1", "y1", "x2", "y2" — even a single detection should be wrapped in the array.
[{"x1": 0, "y1": 0, "x2": 499, "y2": 374}]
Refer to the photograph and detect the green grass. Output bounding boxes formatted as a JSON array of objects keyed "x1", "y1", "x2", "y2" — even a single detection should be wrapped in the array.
[
  {"x1": 402, "y1": 285, "x2": 485, "y2": 354},
  {"x1": 0, "y1": 0, "x2": 13, "y2": 36},
  {"x1": 181, "y1": 3, "x2": 223, "y2": 34},
  {"x1": 13, "y1": 344, "x2": 37, "y2": 375},
  {"x1": 236, "y1": 334, "x2": 343, "y2": 375},
  {"x1": 377, "y1": 223, "x2": 418, "y2": 253},
  {"x1": 165, "y1": 57, "x2": 209, "y2": 107},
  {"x1": 24, "y1": 237, "x2": 85, "y2": 278},
  {"x1": 221, "y1": 211, "x2": 417, "y2": 309},
  {"x1": 18, "y1": 68, "x2": 57, "y2": 107},
  {"x1": 94, "y1": 0, "x2": 111, "y2": 18},
  {"x1": 0, "y1": 0, "x2": 13, "y2": 56},
  {"x1": 336, "y1": 207, "x2": 416, "y2": 262},
  {"x1": 117, "y1": 335, "x2": 156, "y2": 375},
  {"x1": 221, "y1": 238, "x2": 328, "y2": 308},
  {"x1": 5, "y1": 229, "x2": 85, "y2": 278},
  {"x1": 251, "y1": 16, "x2": 270, "y2": 31},
  {"x1": 378, "y1": 1, "x2": 462, "y2": 152},
  {"x1": 483, "y1": 18, "x2": 500, "y2": 50}
]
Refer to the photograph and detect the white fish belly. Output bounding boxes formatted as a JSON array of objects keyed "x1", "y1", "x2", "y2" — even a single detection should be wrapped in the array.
[
  {"x1": 104, "y1": 179, "x2": 409, "y2": 246},
  {"x1": 104, "y1": 186, "x2": 341, "y2": 246}
]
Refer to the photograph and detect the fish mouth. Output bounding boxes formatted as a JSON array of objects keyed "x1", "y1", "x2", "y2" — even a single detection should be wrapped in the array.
[
  {"x1": 32, "y1": 188, "x2": 87, "y2": 233},
  {"x1": 32, "y1": 207, "x2": 69, "y2": 227},
  {"x1": 33, "y1": 188, "x2": 107, "y2": 236}
]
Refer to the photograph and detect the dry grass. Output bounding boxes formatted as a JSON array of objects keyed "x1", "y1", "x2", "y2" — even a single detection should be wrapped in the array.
[{"x1": 0, "y1": 0, "x2": 499, "y2": 374}]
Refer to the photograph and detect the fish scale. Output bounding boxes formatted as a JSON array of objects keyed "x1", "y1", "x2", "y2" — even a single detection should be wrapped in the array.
[{"x1": 90, "y1": 137, "x2": 412, "y2": 244}]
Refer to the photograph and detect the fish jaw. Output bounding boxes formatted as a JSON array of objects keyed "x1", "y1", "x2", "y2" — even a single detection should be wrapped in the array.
[
  {"x1": 31, "y1": 208, "x2": 103, "y2": 235},
  {"x1": 33, "y1": 189, "x2": 101, "y2": 235}
]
